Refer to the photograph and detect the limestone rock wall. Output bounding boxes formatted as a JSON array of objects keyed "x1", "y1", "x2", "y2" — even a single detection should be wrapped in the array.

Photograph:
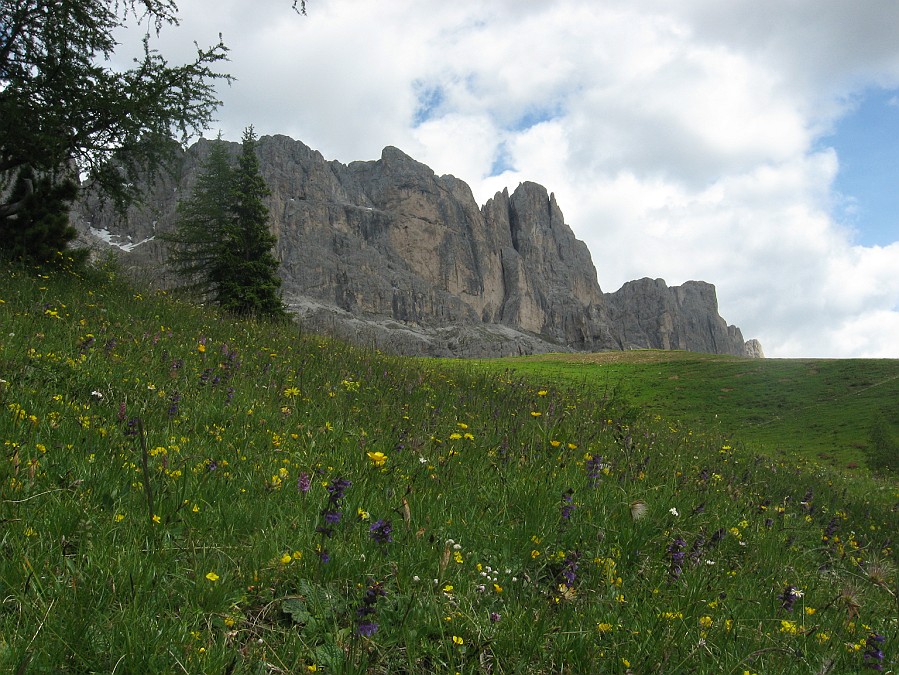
[{"x1": 72, "y1": 135, "x2": 759, "y2": 358}]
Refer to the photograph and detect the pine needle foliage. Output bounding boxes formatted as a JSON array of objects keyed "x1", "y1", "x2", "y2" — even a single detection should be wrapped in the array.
[{"x1": 165, "y1": 128, "x2": 286, "y2": 320}]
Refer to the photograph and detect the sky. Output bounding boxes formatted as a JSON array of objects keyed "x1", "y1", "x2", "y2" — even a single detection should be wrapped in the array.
[{"x1": 118, "y1": 0, "x2": 899, "y2": 358}]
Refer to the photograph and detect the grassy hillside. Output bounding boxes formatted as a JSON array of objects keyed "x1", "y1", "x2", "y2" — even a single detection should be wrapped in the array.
[
  {"x1": 0, "y1": 261, "x2": 896, "y2": 673},
  {"x1": 469, "y1": 351, "x2": 899, "y2": 470}
]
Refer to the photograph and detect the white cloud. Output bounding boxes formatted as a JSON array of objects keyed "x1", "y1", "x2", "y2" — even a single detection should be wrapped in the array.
[{"x1": 118, "y1": 0, "x2": 899, "y2": 357}]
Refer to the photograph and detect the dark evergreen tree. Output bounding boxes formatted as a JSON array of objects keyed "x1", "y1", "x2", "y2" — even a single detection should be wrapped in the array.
[
  {"x1": 0, "y1": 167, "x2": 84, "y2": 265},
  {"x1": 165, "y1": 128, "x2": 285, "y2": 320},
  {"x1": 162, "y1": 137, "x2": 234, "y2": 296},
  {"x1": 216, "y1": 127, "x2": 286, "y2": 319}
]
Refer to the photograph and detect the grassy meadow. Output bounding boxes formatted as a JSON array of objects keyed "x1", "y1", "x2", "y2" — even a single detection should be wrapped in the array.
[
  {"x1": 0, "y1": 261, "x2": 896, "y2": 673},
  {"x1": 467, "y1": 351, "x2": 899, "y2": 470}
]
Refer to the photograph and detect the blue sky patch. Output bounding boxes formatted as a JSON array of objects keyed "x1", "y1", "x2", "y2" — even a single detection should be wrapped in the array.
[
  {"x1": 821, "y1": 87, "x2": 899, "y2": 247},
  {"x1": 510, "y1": 105, "x2": 561, "y2": 133},
  {"x1": 412, "y1": 82, "x2": 445, "y2": 127},
  {"x1": 489, "y1": 141, "x2": 515, "y2": 177}
]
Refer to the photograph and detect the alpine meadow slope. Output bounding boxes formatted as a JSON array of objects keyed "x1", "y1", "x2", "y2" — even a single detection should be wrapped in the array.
[{"x1": 0, "y1": 261, "x2": 895, "y2": 673}]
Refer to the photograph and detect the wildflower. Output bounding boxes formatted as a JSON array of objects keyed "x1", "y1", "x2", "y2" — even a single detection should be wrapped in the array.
[
  {"x1": 367, "y1": 451, "x2": 387, "y2": 467},
  {"x1": 354, "y1": 580, "x2": 386, "y2": 636},
  {"x1": 369, "y1": 519, "x2": 394, "y2": 548},
  {"x1": 585, "y1": 454, "x2": 604, "y2": 487},
  {"x1": 560, "y1": 489, "x2": 576, "y2": 522},
  {"x1": 297, "y1": 472, "x2": 311, "y2": 494},
  {"x1": 152, "y1": 514, "x2": 161, "y2": 524},
  {"x1": 357, "y1": 507, "x2": 370, "y2": 521},
  {"x1": 778, "y1": 585, "x2": 801, "y2": 612},
  {"x1": 206, "y1": 572, "x2": 219, "y2": 582},
  {"x1": 452, "y1": 635, "x2": 464, "y2": 646},
  {"x1": 667, "y1": 537, "x2": 686, "y2": 582},
  {"x1": 490, "y1": 612, "x2": 501, "y2": 623},
  {"x1": 597, "y1": 622, "x2": 614, "y2": 633},
  {"x1": 863, "y1": 633, "x2": 886, "y2": 671},
  {"x1": 559, "y1": 550, "x2": 581, "y2": 591},
  {"x1": 699, "y1": 616, "x2": 713, "y2": 629},
  {"x1": 317, "y1": 477, "x2": 352, "y2": 542},
  {"x1": 669, "y1": 507, "x2": 679, "y2": 517},
  {"x1": 780, "y1": 620, "x2": 800, "y2": 635},
  {"x1": 530, "y1": 411, "x2": 542, "y2": 417},
  {"x1": 283, "y1": 386, "x2": 300, "y2": 398}
]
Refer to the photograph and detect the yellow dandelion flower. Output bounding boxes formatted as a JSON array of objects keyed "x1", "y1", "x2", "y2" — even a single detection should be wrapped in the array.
[
  {"x1": 367, "y1": 451, "x2": 387, "y2": 466},
  {"x1": 597, "y1": 622, "x2": 614, "y2": 633},
  {"x1": 206, "y1": 572, "x2": 219, "y2": 582}
]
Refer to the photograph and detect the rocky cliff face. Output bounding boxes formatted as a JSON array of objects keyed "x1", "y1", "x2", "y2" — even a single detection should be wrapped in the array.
[{"x1": 72, "y1": 135, "x2": 759, "y2": 358}]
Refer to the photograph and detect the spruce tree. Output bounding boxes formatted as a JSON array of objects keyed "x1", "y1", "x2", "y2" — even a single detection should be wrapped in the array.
[
  {"x1": 216, "y1": 127, "x2": 286, "y2": 319},
  {"x1": 163, "y1": 137, "x2": 234, "y2": 297},
  {"x1": 165, "y1": 128, "x2": 286, "y2": 320}
]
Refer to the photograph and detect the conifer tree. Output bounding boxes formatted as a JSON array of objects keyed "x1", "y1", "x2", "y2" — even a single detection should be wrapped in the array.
[
  {"x1": 165, "y1": 128, "x2": 286, "y2": 320},
  {"x1": 215, "y1": 127, "x2": 286, "y2": 319},
  {"x1": 163, "y1": 137, "x2": 234, "y2": 297}
]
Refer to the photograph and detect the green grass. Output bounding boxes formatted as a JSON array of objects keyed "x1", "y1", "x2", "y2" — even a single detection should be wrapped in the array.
[
  {"x1": 0, "y1": 261, "x2": 897, "y2": 673},
  {"x1": 468, "y1": 351, "x2": 899, "y2": 469}
]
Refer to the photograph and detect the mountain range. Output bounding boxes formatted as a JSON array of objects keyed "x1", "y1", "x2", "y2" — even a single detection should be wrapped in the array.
[{"x1": 72, "y1": 135, "x2": 762, "y2": 358}]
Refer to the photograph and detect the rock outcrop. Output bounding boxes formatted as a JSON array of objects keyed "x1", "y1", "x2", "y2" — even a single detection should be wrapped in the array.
[
  {"x1": 72, "y1": 134, "x2": 760, "y2": 358},
  {"x1": 604, "y1": 278, "x2": 746, "y2": 355}
]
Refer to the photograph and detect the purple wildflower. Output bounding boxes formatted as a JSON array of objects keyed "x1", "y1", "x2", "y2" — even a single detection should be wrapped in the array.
[
  {"x1": 167, "y1": 391, "x2": 181, "y2": 418},
  {"x1": 369, "y1": 519, "x2": 394, "y2": 548},
  {"x1": 326, "y1": 477, "x2": 352, "y2": 500},
  {"x1": 490, "y1": 611, "x2": 501, "y2": 623},
  {"x1": 863, "y1": 633, "x2": 886, "y2": 671},
  {"x1": 322, "y1": 510, "x2": 342, "y2": 525},
  {"x1": 778, "y1": 585, "x2": 800, "y2": 612},
  {"x1": 355, "y1": 580, "x2": 387, "y2": 636},
  {"x1": 560, "y1": 489, "x2": 576, "y2": 522},
  {"x1": 124, "y1": 417, "x2": 140, "y2": 437},
  {"x1": 297, "y1": 472, "x2": 311, "y2": 494},
  {"x1": 356, "y1": 620, "x2": 378, "y2": 637},
  {"x1": 560, "y1": 550, "x2": 581, "y2": 589},
  {"x1": 586, "y1": 455, "x2": 604, "y2": 488},
  {"x1": 117, "y1": 402, "x2": 127, "y2": 422},
  {"x1": 667, "y1": 537, "x2": 686, "y2": 583}
]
